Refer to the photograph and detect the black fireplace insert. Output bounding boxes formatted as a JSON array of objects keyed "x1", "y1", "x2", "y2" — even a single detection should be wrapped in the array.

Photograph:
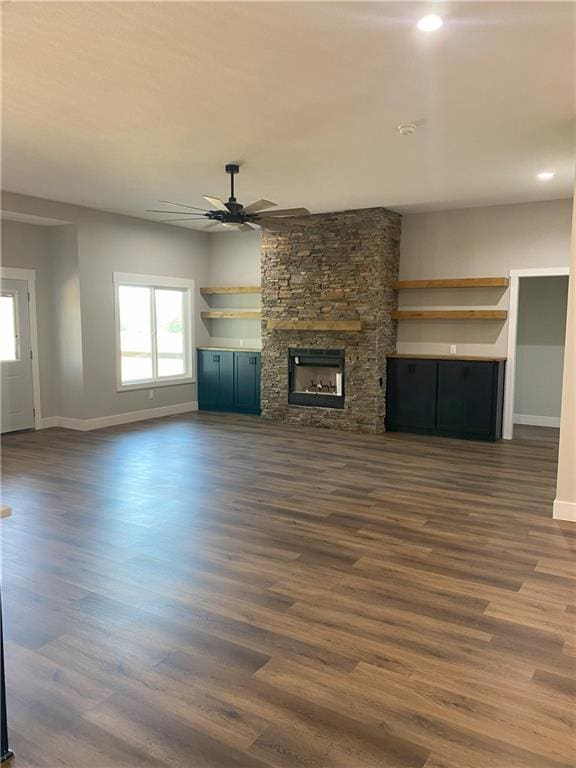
[{"x1": 288, "y1": 348, "x2": 345, "y2": 409}]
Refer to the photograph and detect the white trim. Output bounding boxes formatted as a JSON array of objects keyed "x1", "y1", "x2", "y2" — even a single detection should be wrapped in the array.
[
  {"x1": 39, "y1": 401, "x2": 198, "y2": 431},
  {"x1": 0, "y1": 266, "x2": 42, "y2": 429},
  {"x1": 38, "y1": 416, "x2": 60, "y2": 429},
  {"x1": 113, "y1": 272, "x2": 196, "y2": 289},
  {"x1": 513, "y1": 414, "x2": 561, "y2": 428},
  {"x1": 113, "y1": 272, "x2": 195, "y2": 391},
  {"x1": 116, "y1": 376, "x2": 195, "y2": 393},
  {"x1": 0, "y1": 267, "x2": 36, "y2": 282},
  {"x1": 503, "y1": 266, "x2": 570, "y2": 440},
  {"x1": 553, "y1": 498, "x2": 576, "y2": 522}
]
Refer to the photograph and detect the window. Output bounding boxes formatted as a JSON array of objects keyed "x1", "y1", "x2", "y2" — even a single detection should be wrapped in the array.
[
  {"x1": 114, "y1": 273, "x2": 194, "y2": 389},
  {"x1": 0, "y1": 292, "x2": 18, "y2": 361}
]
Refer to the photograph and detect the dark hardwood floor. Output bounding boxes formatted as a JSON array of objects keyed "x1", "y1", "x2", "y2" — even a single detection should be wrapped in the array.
[{"x1": 1, "y1": 414, "x2": 575, "y2": 768}]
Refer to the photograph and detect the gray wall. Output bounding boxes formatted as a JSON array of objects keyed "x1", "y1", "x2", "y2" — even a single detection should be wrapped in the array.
[
  {"x1": 75, "y1": 215, "x2": 209, "y2": 419},
  {"x1": 514, "y1": 276, "x2": 569, "y2": 423},
  {"x1": 50, "y1": 224, "x2": 84, "y2": 418},
  {"x1": 1, "y1": 220, "x2": 58, "y2": 415},
  {"x1": 2, "y1": 192, "x2": 210, "y2": 421},
  {"x1": 397, "y1": 198, "x2": 573, "y2": 357},
  {"x1": 203, "y1": 230, "x2": 262, "y2": 349}
]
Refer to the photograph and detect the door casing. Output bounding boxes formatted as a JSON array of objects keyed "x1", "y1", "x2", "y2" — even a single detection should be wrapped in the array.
[{"x1": 0, "y1": 267, "x2": 41, "y2": 429}]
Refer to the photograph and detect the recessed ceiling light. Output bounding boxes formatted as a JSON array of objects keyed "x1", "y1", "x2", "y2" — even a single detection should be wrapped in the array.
[
  {"x1": 417, "y1": 14, "x2": 443, "y2": 32},
  {"x1": 537, "y1": 171, "x2": 555, "y2": 181}
]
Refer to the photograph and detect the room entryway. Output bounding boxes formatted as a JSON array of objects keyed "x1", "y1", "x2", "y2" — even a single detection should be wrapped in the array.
[
  {"x1": 503, "y1": 268, "x2": 570, "y2": 440},
  {"x1": 1, "y1": 278, "x2": 35, "y2": 433},
  {"x1": 514, "y1": 275, "x2": 569, "y2": 434}
]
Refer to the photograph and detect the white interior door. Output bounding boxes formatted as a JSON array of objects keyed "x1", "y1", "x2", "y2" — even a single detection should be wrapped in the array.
[{"x1": 1, "y1": 278, "x2": 35, "y2": 432}]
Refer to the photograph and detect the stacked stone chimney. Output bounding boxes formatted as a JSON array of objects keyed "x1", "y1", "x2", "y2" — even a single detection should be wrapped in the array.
[{"x1": 260, "y1": 207, "x2": 401, "y2": 432}]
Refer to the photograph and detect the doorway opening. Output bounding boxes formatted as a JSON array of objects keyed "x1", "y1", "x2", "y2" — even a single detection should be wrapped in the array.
[{"x1": 503, "y1": 268, "x2": 569, "y2": 440}]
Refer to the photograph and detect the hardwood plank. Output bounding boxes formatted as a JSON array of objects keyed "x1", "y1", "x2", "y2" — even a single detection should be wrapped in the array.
[{"x1": 1, "y1": 414, "x2": 573, "y2": 767}]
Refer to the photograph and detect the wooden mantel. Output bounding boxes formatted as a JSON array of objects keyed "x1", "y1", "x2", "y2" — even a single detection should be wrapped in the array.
[{"x1": 267, "y1": 319, "x2": 363, "y2": 332}]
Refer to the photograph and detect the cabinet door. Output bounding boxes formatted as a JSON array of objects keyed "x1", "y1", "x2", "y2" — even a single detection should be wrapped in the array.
[
  {"x1": 386, "y1": 359, "x2": 438, "y2": 431},
  {"x1": 234, "y1": 352, "x2": 261, "y2": 414},
  {"x1": 198, "y1": 350, "x2": 234, "y2": 410},
  {"x1": 436, "y1": 361, "x2": 495, "y2": 438}
]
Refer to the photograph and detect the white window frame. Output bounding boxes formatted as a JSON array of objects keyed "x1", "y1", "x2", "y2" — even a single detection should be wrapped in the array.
[{"x1": 113, "y1": 272, "x2": 195, "y2": 391}]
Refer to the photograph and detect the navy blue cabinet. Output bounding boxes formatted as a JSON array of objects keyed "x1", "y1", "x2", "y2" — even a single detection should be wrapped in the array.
[
  {"x1": 386, "y1": 358, "x2": 437, "y2": 432},
  {"x1": 436, "y1": 360, "x2": 502, "y2": 440},
  {"x1": 197, "y1": 350, "x2": 234, "y2": 411},
  {"x1": 386, "y1": 356, "x2": 505, "y2": 441},
  {"x1": 198, "y1": 349, "x2": 261, "y2": 414},
  {"x1": 234, "y1": 353, "x2": 261, "y2": 413}
]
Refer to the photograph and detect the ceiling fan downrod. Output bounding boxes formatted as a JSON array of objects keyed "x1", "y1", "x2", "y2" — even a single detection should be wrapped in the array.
[{"x1": 225, "y1": 163, "x2": 240, "y2": 203}]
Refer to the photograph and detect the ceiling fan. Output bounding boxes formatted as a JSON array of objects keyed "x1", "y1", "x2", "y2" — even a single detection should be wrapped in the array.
[{"x1": 146, "y1": 164, "x2": 311, "y2": 231}]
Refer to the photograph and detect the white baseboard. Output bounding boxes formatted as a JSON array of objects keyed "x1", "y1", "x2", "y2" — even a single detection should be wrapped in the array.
[
  {"x1": 38, "y1": 416, "x2": 60, "y2": 429},
  {"x1": 39, "y1": 401, "x2": 198, "y2": 432},
  {"x1": 553, "y1": 498, "x2": 576, "y2": 522},
  {"x1": 513, "y1": 414, "x2": 561, "y2": 428}
]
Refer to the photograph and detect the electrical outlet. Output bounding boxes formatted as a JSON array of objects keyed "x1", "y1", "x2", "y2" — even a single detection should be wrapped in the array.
[
  {"x1": 148, "y1": 390, "x2": 154, "y2": 400},
  {"x1": 450, "y1": 345, "x2": 457, "y2": 355}
]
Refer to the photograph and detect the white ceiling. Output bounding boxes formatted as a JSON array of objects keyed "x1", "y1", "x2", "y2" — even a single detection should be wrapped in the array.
[{"x1": 2, "y1": 2, "x2": 574, "y2": 228}]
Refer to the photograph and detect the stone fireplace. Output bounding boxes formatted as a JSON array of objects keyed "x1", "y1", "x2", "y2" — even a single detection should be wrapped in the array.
[{"x1": 261, "y1": 207, "x2": 401, "y2": 432}]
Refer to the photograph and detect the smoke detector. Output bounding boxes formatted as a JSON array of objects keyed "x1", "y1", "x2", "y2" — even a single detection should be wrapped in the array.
[{"x1": 398, "y1": 123, "x2": 417, "y2": 136}]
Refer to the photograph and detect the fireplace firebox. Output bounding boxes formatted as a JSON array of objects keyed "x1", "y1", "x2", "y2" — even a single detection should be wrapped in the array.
[{"x1": 288, "y1": 348, "x2": 345, "y2": 409}]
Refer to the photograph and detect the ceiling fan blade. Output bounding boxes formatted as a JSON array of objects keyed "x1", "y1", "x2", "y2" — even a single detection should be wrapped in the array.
[
  {"x1": 157, "y1": 216, "x2": 208, "y2": 222},
  {"x1": 147, "y1": 209, "x2": 209, "y2": 215},
  {"x1": 203, "y1": 195, "x2": 229, "y2": 212},
  {"x1": 257, "y1": 217, "x2": 292, "y2": 230},
  {"x1": 202, "y1": 221, "x2": 221, "y2": 229},
  {"x1": 264, "y1": 208, "x2": 310, "y2": 216},
  {"x1": 239, "y1": 222, "x2": 257, "y2": 231},
  {"x1": 243, "y1": 199, "x2": 277, "y2": 214},
  {"x1": 158, "y1": 200, "x2": 210, "y2": 212},
  {"x1": 258, "y1": 207, "x2": 310, "y2": 217}
]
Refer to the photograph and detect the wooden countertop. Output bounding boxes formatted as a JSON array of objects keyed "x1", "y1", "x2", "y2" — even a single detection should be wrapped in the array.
[
  {"x1": 197, "y1": 347, "x2": 262, "y2": 353},
  {"x1": 388, "y1": 353, "x2": 507, "y2": 362}
]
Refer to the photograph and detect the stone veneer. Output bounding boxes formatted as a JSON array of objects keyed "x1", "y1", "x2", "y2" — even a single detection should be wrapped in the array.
[{"x1": 261, "y1": 207, "x2": 401, "y2": 432}]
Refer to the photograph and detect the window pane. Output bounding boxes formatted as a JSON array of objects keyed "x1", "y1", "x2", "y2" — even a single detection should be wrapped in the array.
[
  {"x1": 155, "y1": 289, "x2": 185, "y2": 378},
  {"x1": 119, "y1": 286, "x2": 153, "y2": 382},
  {"x1": 0, "y1": 294, "x2": 17, "y2": 361}
]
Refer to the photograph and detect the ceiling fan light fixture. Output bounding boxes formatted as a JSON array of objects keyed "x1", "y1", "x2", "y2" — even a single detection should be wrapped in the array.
[{"x1": 148, "y1": 164, "x2": 310, "y2": 232}]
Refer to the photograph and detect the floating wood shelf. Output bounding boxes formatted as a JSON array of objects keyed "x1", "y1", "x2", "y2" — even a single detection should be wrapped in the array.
[
  {"x1": 267, "y1": 319, "x2": 363, "y2": 332},
  {"x1": 200, "y1": 286, "x2": 261, "y2": 294},
  {"x1": 391, "y1": 310, "x2": 507, "y2": 320},
  {"x1": 201, "y1": 310, "x2": 261, "y2": 320},
  {"x1": 393, "y1": 277, "x2": 509, "y2": 290}
]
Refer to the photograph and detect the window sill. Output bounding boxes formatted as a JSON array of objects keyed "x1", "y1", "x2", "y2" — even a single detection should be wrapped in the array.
[{"x1": 117, "y1": 377, "x2": 196, "y2": 393}]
